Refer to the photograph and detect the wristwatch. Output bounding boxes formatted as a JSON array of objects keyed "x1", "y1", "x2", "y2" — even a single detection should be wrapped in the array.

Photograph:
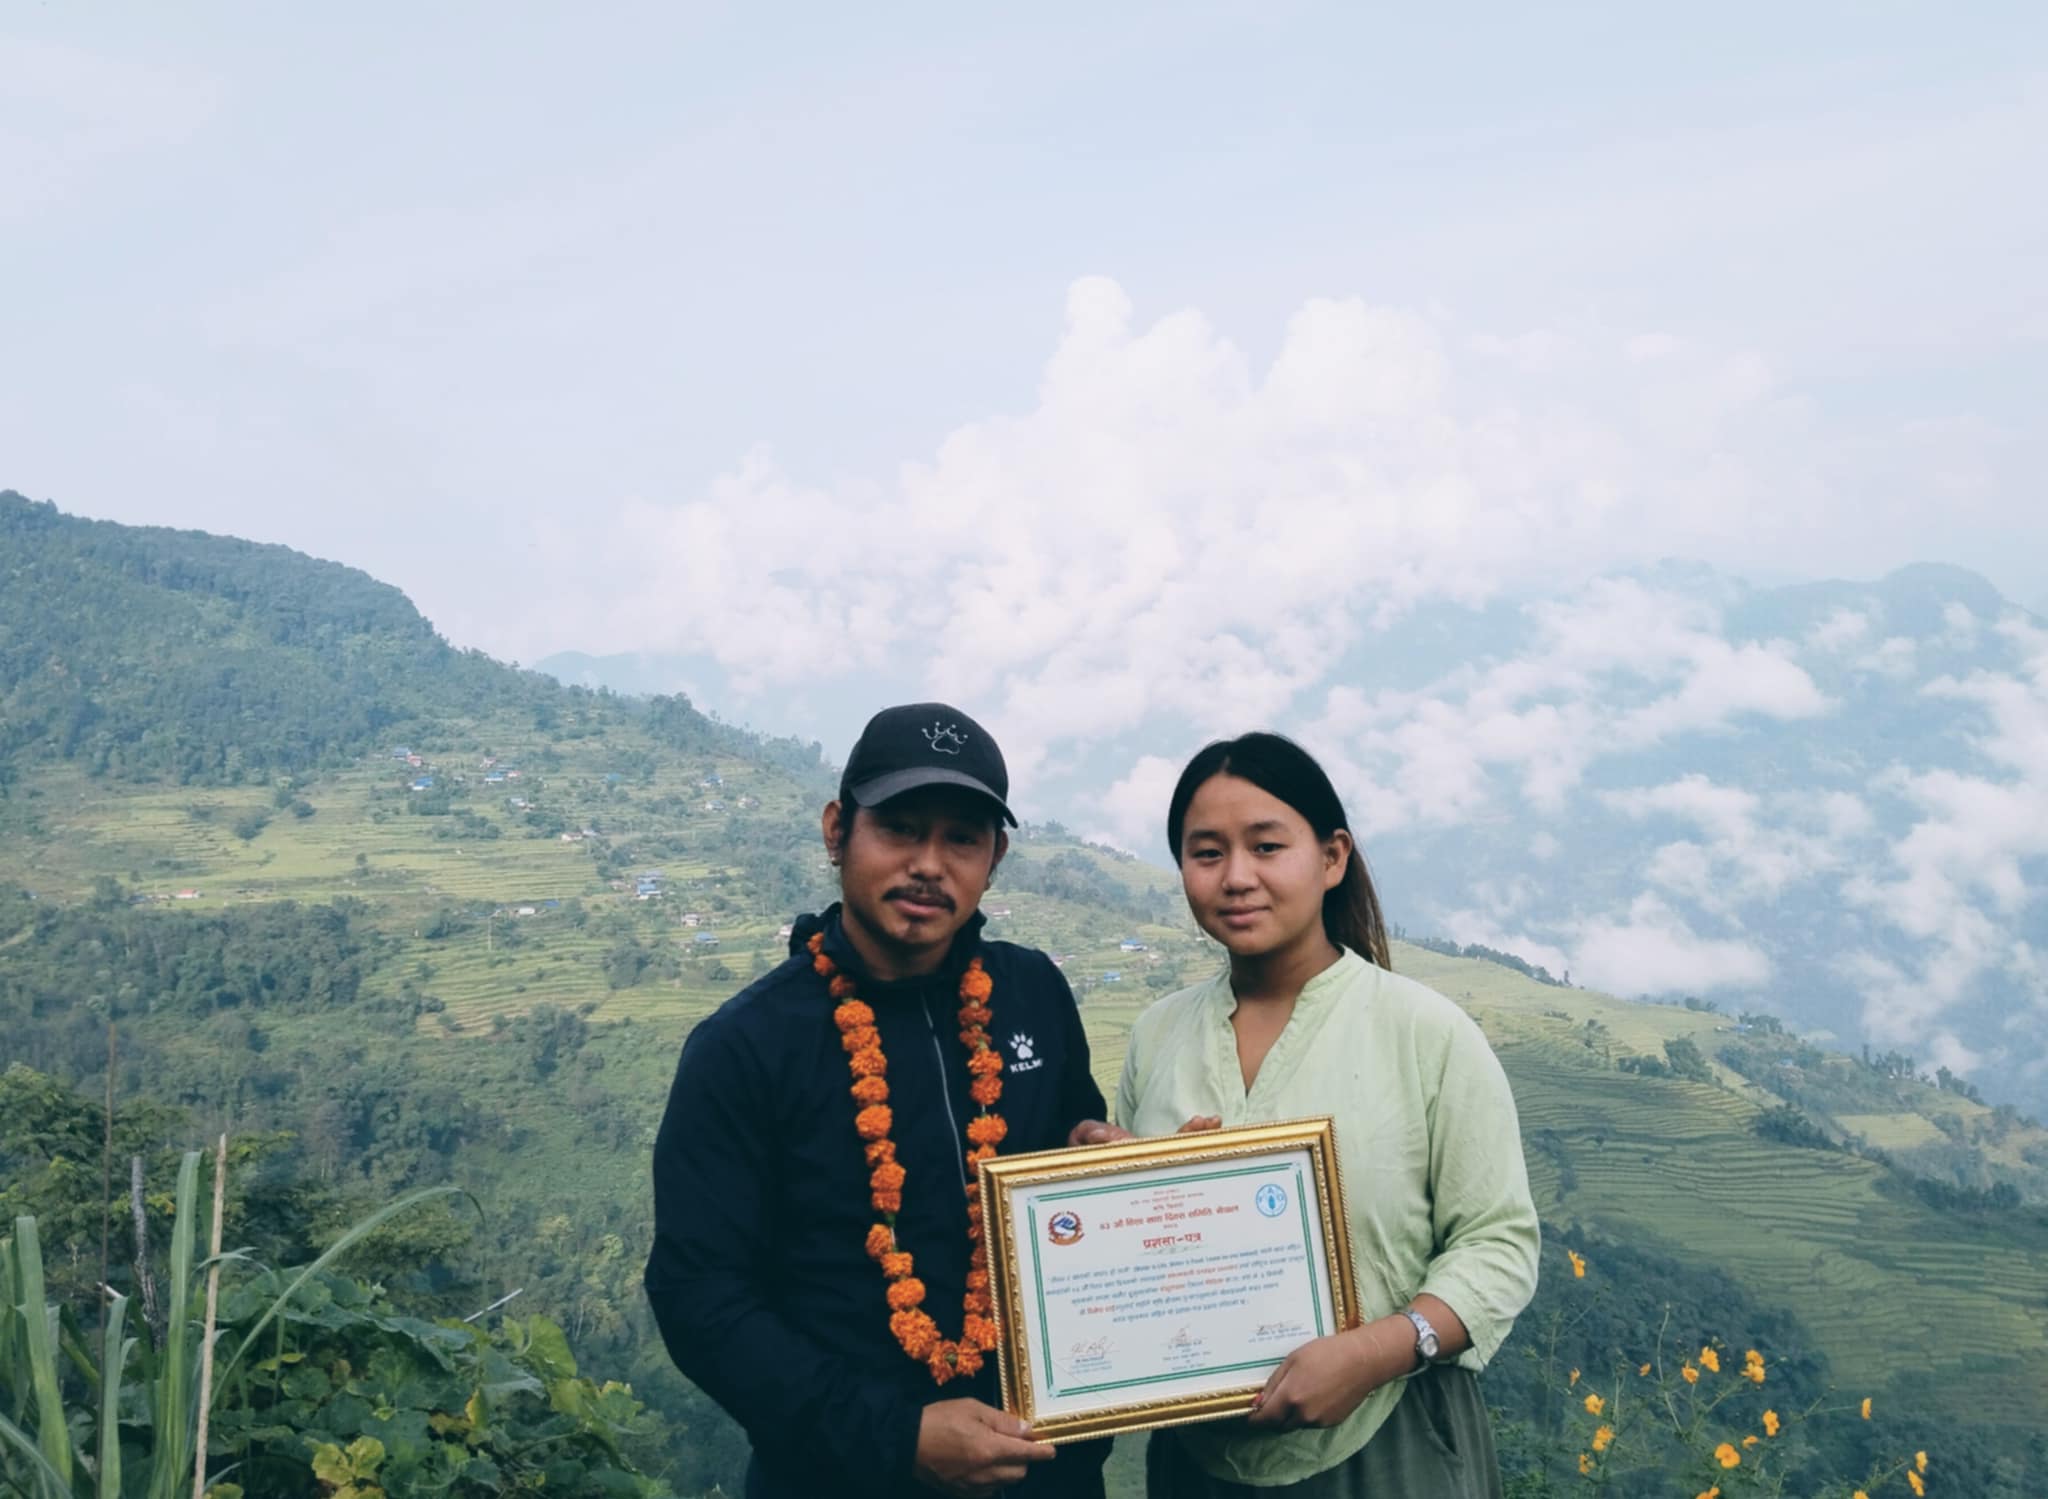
[{"x1": 1401, "y1": 1308, "x2": 1441, "y2": 1375}]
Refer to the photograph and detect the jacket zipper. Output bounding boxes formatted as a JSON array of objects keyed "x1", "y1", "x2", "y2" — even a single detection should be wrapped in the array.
[{"x1": 923, "y1": 984, "x2": 971, "y2": 1188}]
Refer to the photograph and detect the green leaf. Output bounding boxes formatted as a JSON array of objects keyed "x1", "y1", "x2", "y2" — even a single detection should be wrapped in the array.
[
  {"x1": 281, "y1": 1364, "x2": 333, "y2": 1401},
  {"x1": 99, "y1": 1292, "x2": 131, "y2": 1499},
  {"x1": 520, "y1": 1314, "x2": 577, "y2": 1381},
  {"x1": 0, "y1": 1406, "x2": 72, "y2": 1499},
  {"x1": 10, "y1": 1216, "x2": 75, "y2": 1488},
  {"x1": 214, "y1": 1184, "x2": 475, "y2": 1397},
  {"x1": 344, "y1": 1433, "x2": 385, "y2": 1477},
  {"x1": 311, "y1": 1440, "x2": 352, "y2": 1485}
]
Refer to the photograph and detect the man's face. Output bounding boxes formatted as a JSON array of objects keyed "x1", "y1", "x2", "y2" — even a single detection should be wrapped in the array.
[{"x1": 825, "y1": 786, "x2": 1007, "y2": 978}]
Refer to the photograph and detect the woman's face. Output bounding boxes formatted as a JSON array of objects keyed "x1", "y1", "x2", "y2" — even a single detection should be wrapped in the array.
[{"x1": 1177, "y1": 772, "x2": 1348, "y2": 960}]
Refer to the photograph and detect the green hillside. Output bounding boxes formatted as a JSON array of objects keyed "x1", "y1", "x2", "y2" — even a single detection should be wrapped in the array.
[{"x1": 4, "y1": 499, "x2": 2045, "y2": 1494}]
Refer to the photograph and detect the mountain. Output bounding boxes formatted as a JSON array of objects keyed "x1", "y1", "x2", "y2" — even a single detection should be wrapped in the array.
[
  {"x1": 534, "y1": 561, "x2": 2048, "y2": 1118},
  {"x1": 1331, "y1": 562, "x2": 2048, "y2": 1120},
  {"x1": 4, "y1": 497, "x2": 2046, "y2": 1495}
]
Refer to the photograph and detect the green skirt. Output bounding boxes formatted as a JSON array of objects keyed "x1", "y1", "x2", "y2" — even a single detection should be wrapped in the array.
[{"x1": 1145, "y1": 1365, "x2": 1502, "y2": 1497}]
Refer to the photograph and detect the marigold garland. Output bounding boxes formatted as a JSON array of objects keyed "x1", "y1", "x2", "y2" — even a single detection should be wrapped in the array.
[{"x1": 814, "y1": 932, "x2": 1005, "y2": 1384}]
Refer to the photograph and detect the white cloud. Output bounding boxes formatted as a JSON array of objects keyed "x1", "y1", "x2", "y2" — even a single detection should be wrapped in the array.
[
  {"x1": 1090, "y1": 754, "x2": 1182, "y2": 859},
  {"x1": 521, "y1": 279, "x2": 1899, "y2": 794},
  {"x1": 1602, "y1": 775, "x2": 1846, "y2": 907},
  {"x1": 1842, "y1": 635, "x2": 2048, "y2": 1047},
  {"x1": 1807, "y1": 606, "x2": 1871, "y2": 652},
  {"x1": 1306, "y1": 581, "x2": 1831, "y2": 835},
  {"x1": 1941, "y1": 602, "x2": 1980, "y2": 649},
  {"x1": 1856, "y1": 636, "x2": 1919, "y2": 678},
  {"x1": 1569, "y1": 895, "x2": 1772, "y2": 996}
]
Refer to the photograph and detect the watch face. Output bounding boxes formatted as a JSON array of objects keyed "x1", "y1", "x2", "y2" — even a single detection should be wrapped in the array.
[{"x1": 1407, "y1": 1311, "x2": 1439, "y2": 1361}]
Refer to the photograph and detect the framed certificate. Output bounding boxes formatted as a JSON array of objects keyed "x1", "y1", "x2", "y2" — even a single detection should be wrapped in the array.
[{"x1": 977, "y1": 1117, "x2": 1357, "y2": 1443}]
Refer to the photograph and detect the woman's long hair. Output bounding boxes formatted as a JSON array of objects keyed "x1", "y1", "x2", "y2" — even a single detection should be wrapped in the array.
[{"x1": 1165, "y1": 732, "x2": 1391, "y2": 971}]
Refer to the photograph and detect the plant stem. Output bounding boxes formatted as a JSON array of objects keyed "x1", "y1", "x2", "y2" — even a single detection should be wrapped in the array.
[{"x1": 190, "y1": 1133, "x2": 228, "y2": 1499}]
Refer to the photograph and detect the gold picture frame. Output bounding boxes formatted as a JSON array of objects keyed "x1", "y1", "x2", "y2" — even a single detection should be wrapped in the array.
[{"x1": 977, "y1": 1117, "x2": 1357, "y2": 1444}]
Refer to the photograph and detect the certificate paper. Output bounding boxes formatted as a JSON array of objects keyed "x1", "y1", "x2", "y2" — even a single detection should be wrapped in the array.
[{"x1": 979, "y1": 1119, "x2": 1356, "y2": 1442}]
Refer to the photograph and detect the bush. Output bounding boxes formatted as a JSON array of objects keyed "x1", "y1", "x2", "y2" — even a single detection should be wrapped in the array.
[{"x1": 0, "y1": 1150, "x2": 671, "y2": 1497}]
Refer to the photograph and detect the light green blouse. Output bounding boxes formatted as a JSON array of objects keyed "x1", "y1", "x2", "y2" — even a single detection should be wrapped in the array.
[{"x1": 1113, "y1": 949, "x2": 1540, "y2": 1487}]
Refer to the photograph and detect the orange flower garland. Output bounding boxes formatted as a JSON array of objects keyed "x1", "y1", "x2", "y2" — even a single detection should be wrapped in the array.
[{"x1": 813, "y1": 932, "x2": 1005, "y2": 1384}]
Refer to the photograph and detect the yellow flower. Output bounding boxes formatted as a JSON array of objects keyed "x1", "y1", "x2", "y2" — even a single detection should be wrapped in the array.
[
  {"x1": 1569, "y1": 1367, "x2": 1580, "y2": 1386},
  {"x1": 1916, "y1": 1451, "x2": 1928, "y2": 1474},
  {"x1": 1569, "y1": 1249, "x2": 1587, "y2": 1279},
  {"x1": 1762, "y1": 1409, "x2": 1779, "y2": 1437},
  {"x1": 1742, "y1": 1435, "x2": 1759, "y2": 1449},
  {"x1": 1682, "y1": 1364, "x2": 1700, "y2": 1384},
  {"x1": 1583, "y1": 1392, "x2": 1604, "y2": 1416},
  {"x1": 1908, "y1": 1472, "x2": 1925, "y2": 1497},
  {"x1": 1861, "y1": 1396, "x2": 1872, "y2": 1419},
  {"x1": 1854, "y1": 1492, "x2": 1869, "y2": 1499},
  {"x1": 1742, "y1": 1348, "x2": 1766, "y2": 1383},
  {"x1": 1592, "y1": 1425, "x2": 1613, "y2": 1453},
  {"x1": 1638, "y1": 1362, "x2": 1652, "y2": 1376},
  {"x1": 1578, "y1": 1452, "x2": 1594, "y2": 1476},
  {"x1": 1715, "y1": 1442, "x2": 1741, "y2": 1469},
  {"x1": 1696, "y1": 1490, "x2": 1721, "y2": 1499},
  {"x1": 1698, "y1": 1346, "x2": 1720, "y2": 1373}
]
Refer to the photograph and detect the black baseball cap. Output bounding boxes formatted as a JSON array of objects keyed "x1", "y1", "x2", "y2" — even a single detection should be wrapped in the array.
[{"x1": 840, "y1": 703, "x2": 1017, "y2": 827}]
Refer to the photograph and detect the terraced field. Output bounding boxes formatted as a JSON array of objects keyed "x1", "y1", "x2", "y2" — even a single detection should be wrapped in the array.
[{"x1": 15, "y1": 736, "x2": 2048, "y2": 1438}]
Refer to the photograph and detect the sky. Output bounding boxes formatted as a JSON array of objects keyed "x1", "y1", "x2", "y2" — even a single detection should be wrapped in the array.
[
  {"x1": 4, "y1": 1, "x2": 2045, "y2": 759},
  {"x1": 6, "y1": 3, "x2": 2048, "y2": 1086}
]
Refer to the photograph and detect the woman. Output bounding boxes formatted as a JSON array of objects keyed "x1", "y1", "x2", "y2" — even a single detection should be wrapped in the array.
[{"x1": 1100, "y1": 732, "x2": 1539, "y2": 1496}]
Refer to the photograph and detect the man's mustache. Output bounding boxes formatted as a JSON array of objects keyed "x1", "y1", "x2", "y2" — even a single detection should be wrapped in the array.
[{"x1": 884, "y1": 885, "x2": 955, "y2": 912}]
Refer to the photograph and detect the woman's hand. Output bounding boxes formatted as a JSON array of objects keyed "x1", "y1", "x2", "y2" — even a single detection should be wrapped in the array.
[
  {"x1": 1068, "y1": 1115, "x2": 1223, "y2": 1147},
  {"x1": 1246, "y1": 1320, "x2": 1409, "y2": 1430}
]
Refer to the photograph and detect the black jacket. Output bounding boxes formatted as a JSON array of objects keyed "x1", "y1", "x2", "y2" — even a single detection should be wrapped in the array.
[{"x1": 645, "y1": 905, "x2": 1111, "y2": 1498}]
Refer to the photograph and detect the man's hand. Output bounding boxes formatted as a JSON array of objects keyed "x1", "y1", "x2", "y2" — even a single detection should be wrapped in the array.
[
  {"x1": 1176, "y1": 1114, "x2": 1223, "y2": 1134},
  {"x1": 913, "y1": 1398, "x2": 1055, "y2": 1497},
  {"x1": 1246, "y1": 1323, "x2": 1405, "y2": 1431}
]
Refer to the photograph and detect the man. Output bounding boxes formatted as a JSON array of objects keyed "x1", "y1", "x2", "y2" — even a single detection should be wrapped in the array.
[{"x1": 646, "y1": 703, "x2": 1113, "y2": 1499}]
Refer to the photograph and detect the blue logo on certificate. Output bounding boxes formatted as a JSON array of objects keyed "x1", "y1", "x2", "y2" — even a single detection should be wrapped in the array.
[{"x1": 1254, "y1": 1183, "x2": 1288, "y2": 1217}]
